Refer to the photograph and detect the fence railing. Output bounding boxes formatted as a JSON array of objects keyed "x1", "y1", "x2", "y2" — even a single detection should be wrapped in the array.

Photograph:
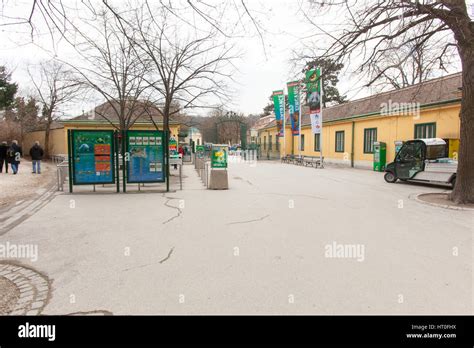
[{"x1": 56, "y1": 159, "x2": 69, "y2": 191}]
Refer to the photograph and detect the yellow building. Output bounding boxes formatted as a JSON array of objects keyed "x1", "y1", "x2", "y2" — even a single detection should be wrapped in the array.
[
  {"x1": 23, "y1": 101, "x2": 181, "y2": 157},
  {"x1": 259, "y1": 73, "x2": 462, "y2": 168}
]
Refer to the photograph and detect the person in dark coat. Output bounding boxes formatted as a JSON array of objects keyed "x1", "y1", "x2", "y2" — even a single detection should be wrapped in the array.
[
  {"x1": 0, "y1": 141, "x2": 8, "y2": 173},
  {"x1": 29, "y1": 141, "x2": 44, "y2": 174},
  {"x1": 8, "y1": 140, "x2": 22, "y2": 175}
]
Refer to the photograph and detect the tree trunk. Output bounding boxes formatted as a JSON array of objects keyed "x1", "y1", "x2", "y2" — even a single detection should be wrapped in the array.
[
  {"x1": 450, "y1": 46, "x2": 474, "y2": 204},
  {"x1": 44, "y1": 123, "x2": 51, "y2": 159}
]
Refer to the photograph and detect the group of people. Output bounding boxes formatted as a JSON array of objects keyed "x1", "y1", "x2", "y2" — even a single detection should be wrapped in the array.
[{"x1": 0, "y1": 140, "x2": 44, "y2": 175}]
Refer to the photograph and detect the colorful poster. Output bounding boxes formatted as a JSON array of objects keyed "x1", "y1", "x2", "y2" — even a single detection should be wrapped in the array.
[
  {"x1": 126, "y1": 130, "x2": 165, "y2": 183},
  {"x1": 211, "y1": 144, "x2": 228, "y2": 168},
  {"x1": 71, "y1": 130, "x2": 115, "y2": 185},
  {"x1": 169, "y1": 136, "x2": 178, "y2": 158},
  {"x1": 272, "y1": 90, "x2": 285, "y2": 137},
  {"x1": 196, "y1": 145, "x2": 205, "y2": 159},
  {"x1": 305, "y1": 68, "x2": 322, "y2": 134},
  {"x1": 310, "y1": 110, "x2": 322, "y2": 134},
  {"x1": 287, "y1": 81, "x2": 300, "y2": 136}
]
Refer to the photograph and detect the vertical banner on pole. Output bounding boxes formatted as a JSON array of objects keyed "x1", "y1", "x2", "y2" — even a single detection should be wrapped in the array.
[
  {"x1": 272, "y1": 90, "x2": 285, "y2": 137},
  {"x1": 287, "y1": 81, "x2": 300, "y2": 136},
  {"x1": 305, "y1": 68, "x2": 322, "y2": 135}
]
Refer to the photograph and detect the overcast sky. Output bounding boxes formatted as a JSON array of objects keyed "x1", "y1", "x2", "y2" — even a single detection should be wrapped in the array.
[{"x1": 0, "y1": 0, "x2": 468, "y2": 118}]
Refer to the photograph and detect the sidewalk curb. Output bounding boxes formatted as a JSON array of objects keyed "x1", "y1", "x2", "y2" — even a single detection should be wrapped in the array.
[{"x1": 412, "y1": 193, "x2": 474, "y2": 211}]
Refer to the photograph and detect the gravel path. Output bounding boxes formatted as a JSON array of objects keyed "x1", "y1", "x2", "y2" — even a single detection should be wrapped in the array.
[{"x1": 0, "y1": 160, "x2": 57, "y2": 208}]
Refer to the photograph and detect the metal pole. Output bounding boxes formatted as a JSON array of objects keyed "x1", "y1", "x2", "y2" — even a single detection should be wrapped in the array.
[
  {"x1": 115, "y1": 131, "x2": 120, "y2": 193},
  {"x1": 320, "y1": 69, "x2": 324, "y2": 168},
  {"x1": 179, "y1": 164, "x2": 182, "y2": 190},
  {"x1": 67, "y1": 129, "x2": 73, "y2": 193},
  {"x1": 283, "y1": 96, "x2": 286, "y2": 159},
  {"x1": 298, "y1": 83, "x2": 302, "y2": 158},
  {"x1": 122, "y1": 130, "x2": 127, "y2": 193},
  {"x1": 165, "y1": 130, "x2": 170, "y2": 192}
]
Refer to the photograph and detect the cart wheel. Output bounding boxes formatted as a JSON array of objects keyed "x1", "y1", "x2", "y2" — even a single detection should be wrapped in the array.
[{"x1": 384, "y1": 172, "x2": 397, "y2": 183}]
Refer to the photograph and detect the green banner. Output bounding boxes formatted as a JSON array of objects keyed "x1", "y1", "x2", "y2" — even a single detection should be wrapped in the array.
[
  {"x1": 196, "y1": 145, "x2": 205, "y2": 159},
  {"x1": 305, "y1": 68, "x2": 322, "y2": 134},
  {"x1": 287, "y1": 81, "x2": 300, "y2": 136},
  {"x1": 211, "y1": 144, "x2": 228, "y2": 168},
  {"x1": 272, "y1": 90, "x2": 285, "y2": 137},
  {"x1": 305, "y1": 68, "x2": 321, "y2": 107}
]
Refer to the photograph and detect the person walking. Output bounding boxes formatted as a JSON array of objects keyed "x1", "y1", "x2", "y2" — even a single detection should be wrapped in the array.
[
  {"x1": 29, "y1": 141, "x2": 44, "y2": 174},
  {"x1": 8, "y1": 140, "x2": 22, "y2": 175},
  {"x1": 0, "y1": 141, "x2": 8, "y2": 173}
]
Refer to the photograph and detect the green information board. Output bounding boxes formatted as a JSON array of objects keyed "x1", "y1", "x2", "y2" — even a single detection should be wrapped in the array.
[
  {"x1": 211, "y1": 144, "x2": 228, "y2": 168},
  {"x1": 196, "y1": 145, "x2": 205, "y2": 159},
  {"x1": 71, "y1": 130, "x2": 115, "y2": 185},
  {"x1": 126, "y1": 130, "x2": 165, "y2": 183}
]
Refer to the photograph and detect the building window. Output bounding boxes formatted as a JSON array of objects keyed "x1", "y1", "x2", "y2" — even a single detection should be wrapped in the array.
[
  {"x1": 263, "y1": 136, "x2": 266, "y2": 150},
  {"x1": 314, "y1": 133, "x2": 320, "y2": 152},
  {"x1": 269, "y1": 135, "x2": 272, "y2": 150},
  {"x1": 276, "y1": 136, "x2": 279, "y2": 151},
  {"x1": 335, "y1": 131, "x2": 345, "y2": 152},
  {"x1": 300, "y1": 134, "x2": 305, "y2": 151},
  {"x1": 363, "y1": 128, "x2": 377, "y2": 153},
  {"x1": 197, "y1": 139, "x2": 200, "y2": 145},
  {"x1": 415, "y1": 122, "x2": 436, "y2": 139}
]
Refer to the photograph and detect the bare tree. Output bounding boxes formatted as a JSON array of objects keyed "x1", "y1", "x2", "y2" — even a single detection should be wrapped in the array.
[
  {"x1": 2, "y1": 96, "x2": 39, "y2": 143},
  {"x1": 62, "y1": 8, "x2": 151, "y2": 132},
  {"x1": 368, "y1": 22, "x2": 459, "y2": 91},
  {"x1": 115, "y1": 6, "x2": 236, "y2": 133},
  {"x1": 303, "y1": 0, "x2": 473, "y2": 204},
  {"x1": 104, "y1": 4, "x2": 236, "y2": 180},
  {"x1": 0, "y1": 1, "x2": 268, "y2": 55},
  {"x1": 28, "y1": 60, "x2": 81, "y2": 157}
]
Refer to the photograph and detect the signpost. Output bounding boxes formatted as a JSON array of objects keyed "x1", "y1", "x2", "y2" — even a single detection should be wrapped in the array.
[
  {"x1": 67, "y1": 129, "x2": 174, "y2": 193},
  {"x1": 209, "y1": 144, "x2": 229, "y2": 189},
  {"x1": 169, "y1": 136, "x2": 178, "y2": 158},
  {"x1": 211, "y1": 144, "x2": 228, "y2": 168},
  {"x1": 125, "y1": 130, "x2": 165, "y2": 183},
  {"x1": 196, "y1": 145, "x2": 205, "y2": 159},
  {"x1": 70, "y1": 130, "x2": 115, "y2": 188}
]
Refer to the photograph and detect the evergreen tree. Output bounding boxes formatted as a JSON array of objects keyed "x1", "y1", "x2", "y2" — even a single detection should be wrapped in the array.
[{"x1": 0, "y1": 66, "x2": 18, "y2": 109}]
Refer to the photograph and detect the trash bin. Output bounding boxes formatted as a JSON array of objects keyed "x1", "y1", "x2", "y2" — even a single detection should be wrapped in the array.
[{"x1": 373, "y1": 141, "x2": 386, "y2": 172}]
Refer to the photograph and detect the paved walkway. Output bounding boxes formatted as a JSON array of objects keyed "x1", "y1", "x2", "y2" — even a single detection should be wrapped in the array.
[{"x1": 0, "y1": 159, "x2": 472, "y2": 314}]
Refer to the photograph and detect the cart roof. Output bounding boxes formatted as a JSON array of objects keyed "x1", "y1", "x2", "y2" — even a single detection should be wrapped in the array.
[{"x1": 418, "y1": 138, "x2": 446, "y2": 146}]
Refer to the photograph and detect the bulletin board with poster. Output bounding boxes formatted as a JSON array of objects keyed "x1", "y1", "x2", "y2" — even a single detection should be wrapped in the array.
[
  {"x1": 211, "y1": 144, "x2": 228, "y2": 168},
  {"x1": 126, "y1": 130, "x2": 165, "y2": 183},
  {"x1": 71, "y1": 130, "x2": 115, "y2": 185}
]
